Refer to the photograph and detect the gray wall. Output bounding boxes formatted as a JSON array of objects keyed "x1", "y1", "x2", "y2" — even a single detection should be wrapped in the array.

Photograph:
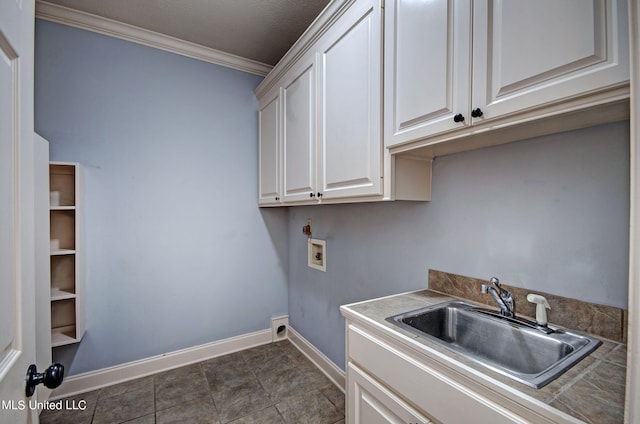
[
  {"x1": 35, "y1": 20, "x2": 289, "y2": 375},
  {"x1": 288, "y1": 122, "x2": 630, "y2": 369}
]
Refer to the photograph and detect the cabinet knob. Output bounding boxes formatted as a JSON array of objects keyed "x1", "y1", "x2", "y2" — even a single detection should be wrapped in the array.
[
  {"x1": 310, "y1": 192, "x2": 316, "y2": 198},
  {"x1": 275, "y1": 197, "x2": 279, "y2": 201},
  {"x1": 453, "y1": 113, "x2": 465, "y2": 123},
  {"x1": 471, "y1": 108, "x2": 484, "y2": 118},
  {"x1": 317, "y1": 192, "x2": 323, "y2": 198},
  {"x1": 25, "y1": 363, "x2": 64, "y2": 397}
]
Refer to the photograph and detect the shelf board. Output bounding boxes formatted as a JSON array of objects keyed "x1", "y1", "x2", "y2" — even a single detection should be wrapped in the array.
[
  {"x1": 51, "y1": 327, "x2": 78, "y2": 347},
  {"x1": 51, "y1": 288, "x2": 76, "y2": 301},
  {"x1": 51, "y1": 249, "x2": 76, "y2": 256},
  {"x1": 50, "y1": 205, "x2": 76, "y2": 211}
]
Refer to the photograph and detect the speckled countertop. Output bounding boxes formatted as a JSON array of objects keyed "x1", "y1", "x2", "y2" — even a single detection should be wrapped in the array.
[{"x1": 341, "y1": 289, "x2": 626, "y2": 424}]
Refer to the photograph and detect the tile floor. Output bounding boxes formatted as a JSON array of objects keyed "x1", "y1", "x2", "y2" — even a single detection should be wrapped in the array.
[{"x1": 40, "y1": 341, "x2": 345, "y2": 424}]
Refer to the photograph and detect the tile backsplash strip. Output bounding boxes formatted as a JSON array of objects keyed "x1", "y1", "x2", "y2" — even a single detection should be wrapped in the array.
[{"x1": 428, "y1": 270, "x2": 627, "y2": 342}]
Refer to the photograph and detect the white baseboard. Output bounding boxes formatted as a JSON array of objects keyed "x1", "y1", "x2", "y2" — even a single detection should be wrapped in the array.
[
  {"x1": 50, "y1": 329, "x2": 272, "y2": 400},
  {"x1": 288, "y1": 327, "x2": 346, "y2": 392},
  {"x1": 50, "y1": 325, "x2": 346, "y2": 400}
]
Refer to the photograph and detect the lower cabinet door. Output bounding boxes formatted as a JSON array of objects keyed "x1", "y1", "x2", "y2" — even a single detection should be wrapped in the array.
[{"x1": 348, "y1": 362, "x2": 432, "y2": 424}]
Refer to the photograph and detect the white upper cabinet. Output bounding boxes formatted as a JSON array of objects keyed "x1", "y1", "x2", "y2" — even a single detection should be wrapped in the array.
[
  {"x1": 385, "y1": 0, "x2": 629, "y2": 149},
  {"x1": 472, "y1": 0, "x2": 629, "y2": 121},
  {"x1": 258, "y1": 93, "x2": 281, "y2": 205},
  {"x1": 384, "y1": 0, "x2": 472, "y2": 146},
  {"x1": 257, "y1": 0, "x2": 628, "y2": 205},
  {"x1": 255, "y1": 0, "x2": 411, "y2": 206},
  {"x1": 317, "y1": 0, "x2": 383, "y2": 199},
  {"x1": 282, "y1": 55, "x2": 317, "y2": 202}
]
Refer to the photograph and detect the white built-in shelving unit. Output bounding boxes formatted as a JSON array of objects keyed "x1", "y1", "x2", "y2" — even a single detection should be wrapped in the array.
[{"x1": 49, "y1": 162, "x2": 85, "y2": 347}]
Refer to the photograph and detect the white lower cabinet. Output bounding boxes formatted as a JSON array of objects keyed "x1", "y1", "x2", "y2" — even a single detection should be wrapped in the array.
[
  {"x1": 346, "y1": 324, "x2": 520, "y2": 424},
  {"x1": 344, "y1": 322, "x2": 579, "y2": 424},
  {"x1": 349, "y1": 362, "x2": 433, "y2": 424}
]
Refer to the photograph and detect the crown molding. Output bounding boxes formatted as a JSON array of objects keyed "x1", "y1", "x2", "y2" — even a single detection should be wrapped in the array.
[{"x1": 35, "y1": 0, "x2": 273, "y2": 77}]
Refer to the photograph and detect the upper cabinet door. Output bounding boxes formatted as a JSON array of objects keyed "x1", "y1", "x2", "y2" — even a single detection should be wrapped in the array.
[
  {"x1": 282, "y1": 56, "x2": 318, "y2": 203},
  {"x1": 258, "y1": 93, "x2": 281, "y2": 205},
  {"x1": 472, "y1": 0, "x2": 629, "y2": 122},
  {"x1": 317, "y1": 0, "x2": 383, "y2": 199},
  {"x1": 385, "y1": 0, "x2": 472, "y2": 148}
]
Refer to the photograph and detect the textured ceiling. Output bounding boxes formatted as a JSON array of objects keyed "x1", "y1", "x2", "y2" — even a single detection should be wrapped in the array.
[{"x1": 41, "y1": 0, "x2": 332, "y2": 66}]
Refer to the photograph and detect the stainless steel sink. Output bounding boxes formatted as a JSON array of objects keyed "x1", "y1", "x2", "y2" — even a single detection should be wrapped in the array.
[{"x1": 386, "y1": 300, "x2": 602, "y2": 388}]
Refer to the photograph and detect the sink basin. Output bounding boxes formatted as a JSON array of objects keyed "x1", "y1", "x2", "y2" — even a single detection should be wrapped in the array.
[{"x1": 386, "y1": 300, "x2": 602, "y2": 388}]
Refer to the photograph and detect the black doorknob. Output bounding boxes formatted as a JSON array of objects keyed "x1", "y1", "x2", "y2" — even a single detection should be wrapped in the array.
[
  {"x1": 471, "y1": 108, "x2": 483, "y2": 118},
  {"x1": 310, "y1": 192, "x2": 316, "y2": 198},
  {"x1": 453, "y1": 113, "x2": 465, "y2": 123},
  {"x1": 25, "y1": 363, "x2": 64, "y2": 397}
]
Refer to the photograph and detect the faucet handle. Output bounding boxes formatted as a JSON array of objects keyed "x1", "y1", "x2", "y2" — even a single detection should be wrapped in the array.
[
  {"x1": 489, "y1": 277, "x2": 500, "y2": 286},
  {"x1": 480, "y1": 284, "x2": 490, "y2": 294}
]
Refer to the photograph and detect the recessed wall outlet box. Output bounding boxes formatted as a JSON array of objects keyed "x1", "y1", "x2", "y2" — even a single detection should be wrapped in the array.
[
  {"x1": 308, "y1": 238, "x2": 326, "y2": 272},
  {"x1": 271, "y1": 316, "x2": 289, "y2": 342}
]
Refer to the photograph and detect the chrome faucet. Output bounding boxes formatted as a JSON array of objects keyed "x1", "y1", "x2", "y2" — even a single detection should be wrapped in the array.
[{"x1": 481, "y1": 277, "x2": 516, "y2": 318}]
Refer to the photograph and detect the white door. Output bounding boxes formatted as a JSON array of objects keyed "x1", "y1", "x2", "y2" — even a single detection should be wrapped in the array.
[
  {"x1": 258, "y1": 93, "x2": 281, "y2": 205},
  {"x1": 348, "y1": 363, "x2": 433, "y2": 424},
  {"x1": 0, "y1": 0, "x2": 39, "y2": 421},
  {"x1": 317, "y1": 0, "x2": 383, "y2": 199},
  {"x1": 384, "y1": 0, "x2": 472, "y2": 147},
  {"x1": 282, "y1": 56, "x2": 317, "y2": 203},
  {"x1": 472, "y1": 0, "x2": 629, "y2": 122},
  {"x1": 34, "y1": 134, "x2": 53, "y2": 401}
]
